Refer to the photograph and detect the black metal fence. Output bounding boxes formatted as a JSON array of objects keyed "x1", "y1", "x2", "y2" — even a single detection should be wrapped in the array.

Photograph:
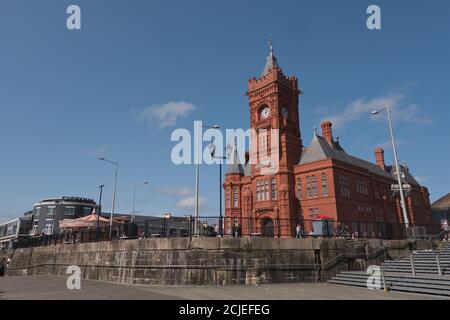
[
  {"x1": 12, "y1": 216, "x2": 444, "y2": 249},
  {"x1": 192, "y1": 217, "x2": 443, "y2": 240}
]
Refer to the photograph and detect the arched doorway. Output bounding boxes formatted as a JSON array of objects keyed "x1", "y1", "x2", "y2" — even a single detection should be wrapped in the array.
[{"x1": 262, "y1": 218, "x2": 274, "y2": 237}]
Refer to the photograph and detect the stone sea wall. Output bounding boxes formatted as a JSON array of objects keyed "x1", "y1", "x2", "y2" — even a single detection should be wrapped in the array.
[{"x1": 1, "y1": 238, "x2": 436, "y2": 285}]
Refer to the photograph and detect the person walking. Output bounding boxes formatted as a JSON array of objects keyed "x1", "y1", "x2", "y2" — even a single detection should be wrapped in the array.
[
  {"x1": 214, "y1": 224, "x2": 219, "y2": 237},
  {"x1": 0, "y1": 257, "x2": 6, "y2": 277},
  {"x1": 442, "y1": 219, "x2": 449, "y2": 241},
  {"x1": 234, "y1": 221, "x2": 241, "y2": 237},
  {"x1": 296, "y1": 224, "x2": 303, "y2": 239}
]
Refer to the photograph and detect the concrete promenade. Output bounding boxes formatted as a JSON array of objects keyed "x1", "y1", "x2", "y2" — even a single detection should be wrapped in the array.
[{"x1": 0, "y1": 275, "x2": 445, "y2": 300}]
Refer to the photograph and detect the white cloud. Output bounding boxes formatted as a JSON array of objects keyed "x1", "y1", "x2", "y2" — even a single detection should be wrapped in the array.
[
  {"x1": 392, "y1": 104, "x2": 433, "y2": 124},
  {"x1": 176, "y1": 196, "x2": 206, "y2": 209},
  {"x1": 324, "y1": 94, "x2": 433, "y2": 128},
  {"x1": 156, "y1": 186, "x2": 193, "y2": 197},
  {"x1": 138, "y1": 101, "x2": 196, "y2": 128},
  {"x1": 91, "y1": 146, "x2": 107, "y2": 157}
]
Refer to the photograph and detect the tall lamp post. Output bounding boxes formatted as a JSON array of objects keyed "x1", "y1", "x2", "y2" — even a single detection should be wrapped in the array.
[
  {"x1": 96, "y1": 184, "x2": 105, "y2": 231},
  {"x1": 98, "y1": 156, "x2": 119, "y2": 238},
  {"x1": 132, "y1": 179, "x2": 150, "y2": 223},
  {"x1": 371, "y1": 101, "x2": 409, "y2": 229},
  {"x1": 194, "y1": 122, "x2": 219, "y2": 236},
  {"x1": 207, "y1": 141, "x2": 227, "y2": 237}
]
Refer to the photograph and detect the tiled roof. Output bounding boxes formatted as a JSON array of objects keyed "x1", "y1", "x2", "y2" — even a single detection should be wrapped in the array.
[
  {"x1": 299, "y1": 134, "x2": 421, "y2": 186},
  {"x1": 432, "y1": 193, "x2": 450, "y2": 210}
]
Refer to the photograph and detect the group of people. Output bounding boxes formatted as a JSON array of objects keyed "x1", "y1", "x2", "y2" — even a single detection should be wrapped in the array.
[
  {"x1": 294, "y1": 223, "x2": 376, "y2": 240},
  {"x1": 209, "y1": 222, "x2": 241, "y2": 237}
]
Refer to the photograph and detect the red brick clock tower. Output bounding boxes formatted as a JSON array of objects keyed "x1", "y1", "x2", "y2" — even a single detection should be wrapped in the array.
[{"x1": 225, "y1": 42, "x2": 303, "y2": 237}]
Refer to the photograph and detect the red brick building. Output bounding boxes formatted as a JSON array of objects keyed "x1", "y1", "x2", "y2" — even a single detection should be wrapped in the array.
[{"x1": 224, "y1": 44, "x2": 433, "y2": 238}]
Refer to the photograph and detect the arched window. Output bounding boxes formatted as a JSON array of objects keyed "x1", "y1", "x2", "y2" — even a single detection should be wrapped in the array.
[
  {"x1": 233, "y1": 187, "x2": 239, "y2": 208},
  {"x1": 258, "y1": 129, "x2": 268, "y2": 155},
  {"x1": 306, "y1": 176, "x2": 312, "y2": 198},
  {"x1": 321, "y1": 173, "x2": 328, "y2": 197},
  {"x1": 271, "y1": 178, "x2": 277, "y2": 200},
  {"x1": 311, "y1": 176, "x2": 317, "y2": 197},
  {"x1": 256, "y1": 181, "x2": 261, "y2": 201},
  {"x1": 264, "y1": 179, "x2": 269, "y2": 200},
  {"x1": 297, "y1": 177, "x2": 302, "y2": 199},
  {"x1": 226, "y1": 188, "x2": 231, "y2": 208}
]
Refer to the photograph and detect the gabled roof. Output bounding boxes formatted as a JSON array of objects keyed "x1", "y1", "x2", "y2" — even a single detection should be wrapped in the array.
[
  {"x1": 432, "y1": 193, "x2": 450, "y2": 210},
  {"x1": 299, "y1": 134, "x2": 421, "y2": 185},
  {"x1": 387, "y1": 165, "x2": 421, "y2": 187}
]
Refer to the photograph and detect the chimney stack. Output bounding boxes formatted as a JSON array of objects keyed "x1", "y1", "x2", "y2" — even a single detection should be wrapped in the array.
[
  {"x1": 320, "y1": 120, "x2": 333, "y2": 144},
  {"x1": 374, "y1": 147, "x2": 386, "y2": 170}
]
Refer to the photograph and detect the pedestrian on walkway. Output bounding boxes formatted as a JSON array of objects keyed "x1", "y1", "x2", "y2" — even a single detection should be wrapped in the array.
[
  {"x1": 296, "y1": 224, "x2": 303, "y2": 239},
  {"x1": 0, "y1": 257, "x2": 6, "y2": 277},
  {"x1": 442, "y1": 219, "x2": 449, "y2": 241},
  {"x1": 233, "y1": 221, "x2": 241, "y2": 237}
]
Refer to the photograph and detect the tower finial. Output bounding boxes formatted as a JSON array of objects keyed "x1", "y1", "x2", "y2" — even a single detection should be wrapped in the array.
[
  {"x1": 269, "y1": 39, "x2": 273, "y2": 55},
  {"x1": 313, "y1": 126, "x2": 317, "y2": 135}
]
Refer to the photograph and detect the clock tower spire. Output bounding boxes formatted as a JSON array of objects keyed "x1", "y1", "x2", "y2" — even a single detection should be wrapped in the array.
[{"x1": 247, "y1": 41, "x2": 302, "y2": 170}]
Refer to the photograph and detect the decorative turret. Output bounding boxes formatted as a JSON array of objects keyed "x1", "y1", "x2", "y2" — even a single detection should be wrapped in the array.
[
  {"x1": 261, "y1": 40, "x2": 282, "y2": 77},
  {"x1": 226, "y1": 145, "x2": 244, "y2": 176}
]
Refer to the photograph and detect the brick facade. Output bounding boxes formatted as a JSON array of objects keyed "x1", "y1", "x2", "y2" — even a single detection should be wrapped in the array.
[{"x1": 224, "y1": 46, "x2": 433, "y2": 237}]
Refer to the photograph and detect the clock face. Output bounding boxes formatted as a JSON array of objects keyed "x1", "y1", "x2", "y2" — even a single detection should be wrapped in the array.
[
  {"x1": 261, "y1": 107, "x2": 271, "y2": 119},
  {"x1": 282, "y1": 107, "x2": 289, "y2": 118}
]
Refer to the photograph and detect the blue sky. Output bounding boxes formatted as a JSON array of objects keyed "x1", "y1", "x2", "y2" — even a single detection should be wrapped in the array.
[{"x1": 1, "y1": 0, "x2": 449, "y2": 221}]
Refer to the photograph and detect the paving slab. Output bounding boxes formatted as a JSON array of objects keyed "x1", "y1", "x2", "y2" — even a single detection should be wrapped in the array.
[{"x1": 0, "y1": 276, "x2": 446, "y2": 300}]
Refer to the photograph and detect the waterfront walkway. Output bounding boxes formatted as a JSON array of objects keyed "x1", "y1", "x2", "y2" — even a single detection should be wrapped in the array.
[{"x1": 0, "y1": 275, "x2": 445, "y2": 300}]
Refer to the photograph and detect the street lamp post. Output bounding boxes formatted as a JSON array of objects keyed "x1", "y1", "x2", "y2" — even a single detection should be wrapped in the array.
[
  {"x1": 132, "y1": 179, "x2": 150, "y2": 223},
  {"x1": 371, "y1": 101, "x2": 409, "y2": 229},
  {"x1": 208, "y1": 142, "x2": 227, "y2": 237},
  {"x1": 96, "y1": 184, "x2": 104, "y2": 231},
  {"x1": 194, "y1": 122, "x2": 220, "y2": 236},
  {"x1": 98, "y1": 156, "x2": 119, "y2": 238}
]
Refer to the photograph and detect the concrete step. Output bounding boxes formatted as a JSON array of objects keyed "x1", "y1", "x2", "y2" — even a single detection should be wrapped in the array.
[
  {"x1": 382, "y1": 266, "x2": 446, "y2": 270},
  {"x1": 382, "y1": 261, "x2": 450, "y2": 265},
  {"x1": 382, "y1": 265, "x2": 450, "y2": 269},
  {"x1": 334, "y1": 274, "x2": 450, "y2": 288},
  {"x1": 328, "y1": 280, "x2": 450, "y2": 296},
  {"x1": 381, "y1": 269, "x2": 449, "y2": 275},
  {"x1": 329, "y1": 275, "x2": 450, "y2": 296},
  {"x1": 328, "y1": 279, "x2": 368, "y2": 288},
  {"x1": 329, "y1": 260, "x2": 450, "y2": 297},
  {"x1": 386, "y1": 285, "x2": 450, "y2": 297}
]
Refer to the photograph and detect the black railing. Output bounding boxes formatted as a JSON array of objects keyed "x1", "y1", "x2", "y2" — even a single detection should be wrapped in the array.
[
  {"x1": 11, "y1": 216, "x2": 444, "y2": 249},
  {"x1": 193, "y1": 217, "x2": 442, "y2": 240}
]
